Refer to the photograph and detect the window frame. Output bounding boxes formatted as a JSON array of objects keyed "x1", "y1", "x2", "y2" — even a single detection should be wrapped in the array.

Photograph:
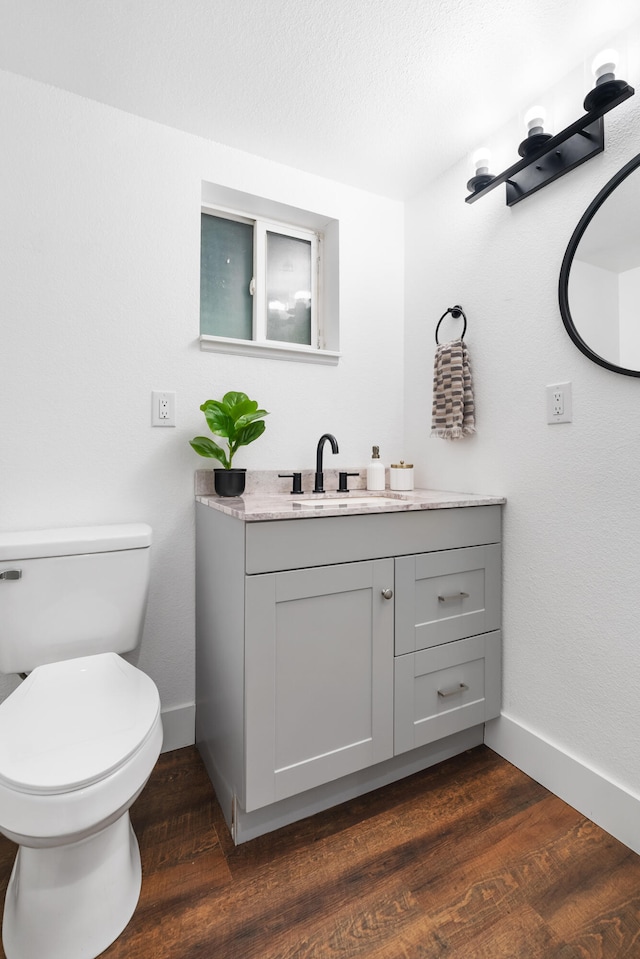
[{"x1": 200, "y1": 202, "x2": 339, "y2": 365}]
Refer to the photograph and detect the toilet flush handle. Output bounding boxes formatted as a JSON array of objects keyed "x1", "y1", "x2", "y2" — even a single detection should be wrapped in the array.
[{"x1": 0, "y1": 569, "x2": 21, "y2": 580}]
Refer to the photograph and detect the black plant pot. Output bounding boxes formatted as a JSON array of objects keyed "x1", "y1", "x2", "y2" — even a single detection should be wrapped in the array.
[{"x1": 214, "y1": 468, "x2": 246, "y2": 497}]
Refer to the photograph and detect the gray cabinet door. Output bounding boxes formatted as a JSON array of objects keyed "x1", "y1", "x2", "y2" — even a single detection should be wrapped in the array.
[
  {"x1": 395, "y1": 545, "x2": 501, "y2": 655},
  {"x1": 245, "y1": 558, "x2": 395, "y2": 811}
]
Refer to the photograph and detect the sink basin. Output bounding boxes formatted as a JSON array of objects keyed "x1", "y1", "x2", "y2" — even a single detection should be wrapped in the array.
[{"x1": 292, "y1": 496, "x2": 402, "y2": 509}]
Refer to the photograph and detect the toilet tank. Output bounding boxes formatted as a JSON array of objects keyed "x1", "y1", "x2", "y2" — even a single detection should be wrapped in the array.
[{"x1": 0, "y1": 524, "x2": 152, "y2": 674}]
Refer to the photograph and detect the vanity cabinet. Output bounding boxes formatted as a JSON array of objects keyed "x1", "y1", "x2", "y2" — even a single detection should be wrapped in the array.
[{"x1": 196, "y1": 501, "x2": 502, "y2": 842}]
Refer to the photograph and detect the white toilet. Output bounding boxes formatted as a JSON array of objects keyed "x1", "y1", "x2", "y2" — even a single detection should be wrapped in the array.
[{"x1": 0, "y1": 523, "x2": 163, "y2": 959}]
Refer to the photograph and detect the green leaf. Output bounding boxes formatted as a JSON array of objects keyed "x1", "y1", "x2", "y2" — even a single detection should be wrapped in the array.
[
  {"x1": 230, "y1": 399, "x2": 259, "y2": 422},
  {"x1": 202, "y1": 406, "x2": 235, "y2": 439},
  {"x1": 222, "y1": 391, "x2": 250, "y2": 411},
  {"x1": 189, "y1": 436, "x2": 230, "y2": 468},
  {"x1": 200, "y1": 399, "x2": 228, "y2": 416},
  {"x1": 235, "y1": 409, "x2": 269, "y2": 430},
  {"x1": 235, "y1": 420, "x2": 266, "y2": 448}
]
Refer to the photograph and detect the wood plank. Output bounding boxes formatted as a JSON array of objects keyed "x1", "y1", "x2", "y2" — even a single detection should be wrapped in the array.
[
  {"x1": 544, "y1": 853, "x2": 640, "y2": 958},
  {"x1": 0, "y1": 745, "x2": 639, "y2": 959}
]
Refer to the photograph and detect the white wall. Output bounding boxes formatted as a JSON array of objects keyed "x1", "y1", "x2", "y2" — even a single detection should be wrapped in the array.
[
  {"x1": 0, "y1": 69, "x2": 405, "y2": 731},
  {"x1": 404, "y1": 52, "x2": 640, "y2": 815},
  {"x1": 570, "y1": 259, "x2": 620, "y2": 365},
  {"x1": 619, "y1": 264, "x2": 640, "y2": 367}
]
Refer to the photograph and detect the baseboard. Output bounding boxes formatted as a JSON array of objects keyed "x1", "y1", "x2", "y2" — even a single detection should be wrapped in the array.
[
  {"x1": 485, "y1": 714, "x2": 640, "y2": 856},
  {"x1": 160, "y1": 704, "x2": 196, "y2": 753}
]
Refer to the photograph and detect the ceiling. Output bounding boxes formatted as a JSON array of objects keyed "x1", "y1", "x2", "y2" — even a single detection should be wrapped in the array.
[{"x1": 1, "y1": 0, "x2": 639, "y2": 199}]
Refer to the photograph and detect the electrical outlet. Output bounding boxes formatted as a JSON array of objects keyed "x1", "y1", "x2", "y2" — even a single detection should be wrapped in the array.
[
  {"x1": 552, "y1": 390, "x2": 563, "y2": 416},
  {"x1": 152, "y1": 390, "x2": 176, "y2": 427},
  {"x1": 546, "y1": 382, "x2": 572, "y2": 424}
]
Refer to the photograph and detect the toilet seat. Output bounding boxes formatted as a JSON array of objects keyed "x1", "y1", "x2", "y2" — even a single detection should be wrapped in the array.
[{"x1": 0, "y1": 652, "x2": 160, "y2": 795}]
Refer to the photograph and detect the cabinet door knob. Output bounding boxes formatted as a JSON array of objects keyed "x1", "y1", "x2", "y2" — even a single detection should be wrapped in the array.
[{"x1": 381, "y1": 588, "x2": 393, "y2": 600}]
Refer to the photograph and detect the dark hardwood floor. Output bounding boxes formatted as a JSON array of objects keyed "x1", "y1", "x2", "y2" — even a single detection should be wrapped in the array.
[{"x1": 1, "y1": 745, "x2": 639, "y2": 958}]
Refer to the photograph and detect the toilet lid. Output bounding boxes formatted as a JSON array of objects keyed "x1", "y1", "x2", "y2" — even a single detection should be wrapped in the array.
[{"x1": 0, "y1": 652, "x2": 160, "y2": 795}]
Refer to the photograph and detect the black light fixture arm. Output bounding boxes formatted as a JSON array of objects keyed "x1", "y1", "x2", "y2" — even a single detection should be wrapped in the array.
[{"x1": 466, "y1": 83, "x2": 634, "y2": 207}]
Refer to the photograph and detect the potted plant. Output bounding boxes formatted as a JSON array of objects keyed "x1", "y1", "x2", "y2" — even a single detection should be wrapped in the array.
[{"x1": 189, "y1": 390, "x2": 269, "y2": 497}]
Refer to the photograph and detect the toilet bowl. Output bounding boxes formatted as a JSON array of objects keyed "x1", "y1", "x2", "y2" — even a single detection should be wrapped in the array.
[{"x1": 0, "y1": 652, "x2": 162, "y2": 959}]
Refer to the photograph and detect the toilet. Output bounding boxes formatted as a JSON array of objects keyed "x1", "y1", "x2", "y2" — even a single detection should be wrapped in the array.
[{"x1": 0, "y1": 523, "x2": 163, "y2": 959}]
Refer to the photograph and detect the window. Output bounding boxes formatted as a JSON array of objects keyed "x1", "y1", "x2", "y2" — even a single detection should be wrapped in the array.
[
  {"x1": 201, "y1": 210, "x2": 318, "y2": 348},
  {"x1": 199, "y1": 186, "x2": 339, "y2": 364},
  {"x1": 200, "y1": 213, "x2": 254, "y2": 341}
]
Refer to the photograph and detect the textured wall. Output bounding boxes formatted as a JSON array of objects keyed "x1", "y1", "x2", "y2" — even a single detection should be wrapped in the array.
[
  {"x1": 405, "y1": 37, "x2": 640, "y2": 795},
  {"x1": 4, "y1": 0, "x2": 639, "y2": 199},
  {"x1": 1, "y1": 69, "x2": 404, "y2": 715}
]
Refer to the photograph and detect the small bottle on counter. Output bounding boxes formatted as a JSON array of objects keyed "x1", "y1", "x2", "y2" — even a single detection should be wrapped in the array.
[
  {"x1": 389, "y1": 461, "x2": 414, "y2": 491},
  {"x1": 366, "y1": 446, "x2": 385, "y2": 491}
]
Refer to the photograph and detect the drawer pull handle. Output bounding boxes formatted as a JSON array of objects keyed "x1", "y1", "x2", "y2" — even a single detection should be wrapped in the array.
[
  {"x1": 438, "y1": 682, "x2": 469, "y2": 698},
  {"x1": 438, "y1": 591, "x2": 469, "y2": 603},
  {"x1": 381, "y1": 588, "x2": 394, "y2": 600}
]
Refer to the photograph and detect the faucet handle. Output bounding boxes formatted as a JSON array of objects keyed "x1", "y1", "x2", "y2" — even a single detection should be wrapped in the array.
[
  {"x1": 279, "y1": 473, "x2": 303, "y2": 495},
  {"x1": 337, "y1": 471, "x2": 360, "y2": 493}
]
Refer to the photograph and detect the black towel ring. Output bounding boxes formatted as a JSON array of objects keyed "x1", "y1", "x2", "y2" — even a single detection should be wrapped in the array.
[{"x1": 435, "y1": 305, "x2": 467, "y2": 344}]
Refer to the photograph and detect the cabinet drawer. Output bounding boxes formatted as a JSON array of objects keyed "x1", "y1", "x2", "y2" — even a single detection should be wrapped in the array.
[
  {"x1": 395, "y1": 544, "x2": 501, "y2": 655},
  {"x1": 394, "y1": 631, "x2": 501, "y2": 755},
  {"x1": 245, "y1": 506, "x2": 502, "y2": 574}
]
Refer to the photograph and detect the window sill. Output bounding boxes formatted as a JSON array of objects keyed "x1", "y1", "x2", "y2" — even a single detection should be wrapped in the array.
[{"x1": 199, "y1": 335, "x2": 341, "y2": 366}]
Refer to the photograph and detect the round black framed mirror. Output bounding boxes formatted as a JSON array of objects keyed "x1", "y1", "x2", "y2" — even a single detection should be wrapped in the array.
[{"x1": 559, "y1": 152, "x2": 640, "y2": 377}]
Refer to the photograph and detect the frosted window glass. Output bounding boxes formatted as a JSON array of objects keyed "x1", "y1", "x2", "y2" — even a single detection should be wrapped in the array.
[
  {"x1": 266, "y1": 232, "x2": 312, "y2": 345},
  {"x1": 200, "y1": 214, "x2": 253, "y2": 340}
]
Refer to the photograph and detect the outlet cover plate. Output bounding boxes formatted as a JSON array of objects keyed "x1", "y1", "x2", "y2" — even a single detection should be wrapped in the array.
[
  {"x1": 152, "y1": 390, "x2": 176, "y2": 427},
  {"x1": 546, "y1": 382, "x2": 572, "y2": 424}
]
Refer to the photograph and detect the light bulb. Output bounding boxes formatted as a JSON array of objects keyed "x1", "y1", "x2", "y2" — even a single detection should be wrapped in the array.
[
  {"x1": 472, "y1": 147, "x2": 491, "y2": 173},
  {"x1": 524, "y1": 105, "x2": 546, "y2": 132},
  {"x1": 592, "y1": 49, "x2": 618, "y2": 81}
]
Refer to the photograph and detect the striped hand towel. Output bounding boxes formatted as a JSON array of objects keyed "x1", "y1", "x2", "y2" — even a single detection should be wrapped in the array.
[{"x1": 431, "y1": 338, "x2": 476, "y2": 439}]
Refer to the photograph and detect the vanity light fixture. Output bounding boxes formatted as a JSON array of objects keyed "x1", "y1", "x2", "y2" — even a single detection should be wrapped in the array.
[{"x1": 466, "y1": 52, "x2": 634, "y2": 206}]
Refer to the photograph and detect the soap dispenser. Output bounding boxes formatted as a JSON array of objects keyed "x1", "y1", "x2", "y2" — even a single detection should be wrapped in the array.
[{"x1": 366, "y1": 446, "x2": 385, "y2": 491}]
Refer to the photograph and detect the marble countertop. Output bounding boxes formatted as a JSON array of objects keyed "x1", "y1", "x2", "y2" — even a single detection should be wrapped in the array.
[{"x1": 195, "y1": 470, "x2": 505, "y2": 522}]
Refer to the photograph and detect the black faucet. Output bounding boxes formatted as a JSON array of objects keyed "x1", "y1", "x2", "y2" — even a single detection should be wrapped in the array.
[{"x1": 313, "y1": 433, "x2": 339, "y2": 493}]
